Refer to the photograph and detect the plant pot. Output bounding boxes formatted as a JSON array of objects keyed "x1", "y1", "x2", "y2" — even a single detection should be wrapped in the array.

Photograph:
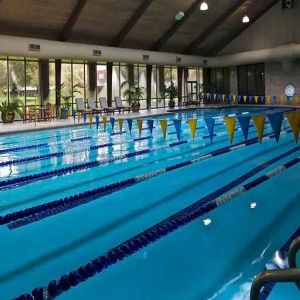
[
  {"x1": 1, "y1": 112, "x2": 15, "y2": 123},
  {"x1": 132, "y1": 103, "x2": 140, "y2": 113},
  {"x1": 168, "y1": 100, "x2": 175, "y2": 109}
]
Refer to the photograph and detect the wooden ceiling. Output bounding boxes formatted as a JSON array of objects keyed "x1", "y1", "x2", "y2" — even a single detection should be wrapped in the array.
[{"x1": 0, "y1": 0, "x2": 280, "y2": 56}]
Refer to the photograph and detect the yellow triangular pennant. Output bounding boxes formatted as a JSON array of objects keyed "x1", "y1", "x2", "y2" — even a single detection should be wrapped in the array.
[
  {"x1": 118, "y1": 118, "x2": 124, "y2": 133},
  {"x1": 77, "y1": 111, "x2": 81, "y2": 123},
  {"x1": 89, "y1": 113, "x2": 93, "y2": 127},
  {"x1": 160, "y1": 119, "x2": 167, "y2": 140},
  {"x1": 254, "y1": 96, "x2": 259, "y2": 104},
  {"x1": 222, "y1": 94, "x2": 226, "y2": 102},
  {"x1": 266, "y1": 96, "x2": 271, "y2": 104},
  {"x1": 102, "y1": 116, "x2": 107, "y2": 131},
  {"x1": 137, "y1": 119, "x2": 143, "y2": 137},
  {"x1": 188, "y1": 119, "x2": 197, "y2": 140},
  {"x1": 224, "y1": 116, "x2": 236, "y2": 144},
  {"x1": 286, "y1": 111, "x2": 300, "y2": 143},
  {"x1": 252, "y1": 115, "x2": 266, "y2": 143}
]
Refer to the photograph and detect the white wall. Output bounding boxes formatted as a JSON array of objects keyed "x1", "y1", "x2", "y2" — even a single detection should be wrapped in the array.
[{"x1": 220, "y1": 2, "x2": 300, "y2": 55}]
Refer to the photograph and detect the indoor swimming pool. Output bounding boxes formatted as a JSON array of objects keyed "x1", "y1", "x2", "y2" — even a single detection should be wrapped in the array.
[{"x1": 0, "y1": 106, "x2": 300, "y2": 300}]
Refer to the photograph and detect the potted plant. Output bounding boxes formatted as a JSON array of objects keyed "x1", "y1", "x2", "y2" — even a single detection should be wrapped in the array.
[
  {"x1": 121, "y1": 82, "x2": 146, "y2": 112},
  {"x1": 57, "y1": 83, "x2": 82, "y2": 119},
  {"x1": 0, "y1": 99, "x2": 23, "y2": 123},
  {"x1": 164, "y1": 82, "x2": 178, "y2": 109}
]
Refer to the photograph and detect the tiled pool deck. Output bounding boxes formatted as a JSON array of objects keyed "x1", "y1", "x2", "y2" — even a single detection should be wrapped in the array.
[{"x1": 0, "y1": 104, "x2": 299, "y2": 136}]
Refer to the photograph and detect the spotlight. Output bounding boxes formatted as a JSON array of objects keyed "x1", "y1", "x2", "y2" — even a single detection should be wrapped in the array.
[
  {"x1": 200, "y1": 1, "x2": 208, "y2": 11},
  {"x1": 242, "y1": 14, "x2": 250, "y2": 23},
  {"x1": 175, "y1": 11, "x2": 185, "y2": 21}
]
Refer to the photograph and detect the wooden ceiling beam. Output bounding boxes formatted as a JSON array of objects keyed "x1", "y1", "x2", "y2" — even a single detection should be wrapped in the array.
[
  {"x1": 110, "y1": 0, "x2": 154, "y2": 47},
  {"x1": 209, "y1": 0, "x2": 281, "y2": 55},
  {"x1": 150, "y1": 0, "x2": 202, "y2": 51},
  {"x1": 59, "y1": 0, "x2": 88, "y2": 42},
  {"x1": 183, "y1": 0, "x2": 248, "y2": 55}
]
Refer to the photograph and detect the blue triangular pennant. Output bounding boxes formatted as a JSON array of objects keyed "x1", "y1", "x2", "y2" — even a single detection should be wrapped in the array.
[
  {"x1": 147, "y1": 119, "x2": 154, "y2": 136},
  {"x1": 237, "y1": 116, "x2": 251, "y2": 141},
  {"x1": 95, "y1": 115, "x2": 100, "y2": 130},
  {"x1": 238, "y1": 95, "x2": 242, "y2": 103},
  {"x1": 83, "y1": 114, "x2": 87, "y2": 124},
  {"x1": 173, "y1": 119, "x2": 182, "y2": 141},
  {"x1": 205, "y1": 118, "x2": 215, "y2": 143},
  {"x1": 260, "y1": 96, "x2": 265, "y2": 104},
  {"x1": 110, "y1": 117, "x2": 115, "y2": 132},
  {"x1": 72, "y1": 110, "x2": 76, "y2": 123},
  {"x1": 249, "y1": 96, "x2": 253, "y2": 103},
  {"x1": 127, "y1": 119, "x2": 133, "y2": 134},
  {"x1": 267, "y1": 112, "x2": 284, "y2": 143}
]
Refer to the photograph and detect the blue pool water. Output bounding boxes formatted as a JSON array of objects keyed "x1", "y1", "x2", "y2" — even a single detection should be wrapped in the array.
[{"x1": 0, "y1": 107, "x2": 299, "y2": 299}]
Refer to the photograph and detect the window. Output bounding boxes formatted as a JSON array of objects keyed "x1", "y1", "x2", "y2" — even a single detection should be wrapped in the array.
[
  {"x1": 49, "y1": 61, "x2": 56, "y2": 104},
  {"x1": 0, "y1": 59, "x2": 8, "y2": 105},
  {"x1": 25, "y1": 61, "x2": 39, "y2": 107},
  {"x1": 112, "y1": 64, "x2": 120, "y2": 99},
  {"x1": 96, "y1": 64, "x2": 107, "y2": 100},
  {"x1": 73, "y1": 63, "x2": 85, "y2": 105},
  {"x1": 61, "y1": 62, "x2": 72, "y2": 108},
  {"x1": 9, "y1": 59, "x2": 25, "y2": 106}
]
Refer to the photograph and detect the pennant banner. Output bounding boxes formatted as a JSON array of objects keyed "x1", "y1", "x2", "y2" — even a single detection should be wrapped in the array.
[
  {"x1": 110, "y1": 117, "x2": 115, "y2": 132},
  {"x1": 286, "y1": 111, "x2": 300, "y2": 143},
  {"x1": 147, "y1": 119, "x2": 154, "y2": 136},
  {"x1": 188, "y1": 119, "x2": 197, "y2": 140},
  {"x1": 224, "y1": 116, "x2": 236, "y2": 144},
  {"x1": 267, "y1": 112, "x2": 283, "y2": 143},
  {"x1": 118, "y1": 118, "x2": 124, "y2": 133},
  {"x1": 102, "y1": 116, "x2": 107, "y2": 131},
  {"x1": 237, "y1": 115, "x2": 251, "y2": 141},
  {"x1": 72, "y1": 110, "x2": 76, "y2": 123},
  {"x1": 95, "y1": 115, "x2": 100, "y2": 130},
  {"x1": 173, "y1": 119, "x2": 182, "y2": 141},
  {"x1": 205, "y1": 118, "x2": 215, "y2": 143},
  {"x1": 252, "y1": 115, "x2": 266, "y2": 143},
  {"x1": 89, "y1": 114, "x2": 93, "y2": 127},
  {"x1": 160, "y1": 120, "x2": 168, "y2": 140},
  {"x1": 127, "y1": 119, "x2": 133, "y2": 135},
  {"x1": 137, "y1": 119, "x2": 143, "y2": 137}
]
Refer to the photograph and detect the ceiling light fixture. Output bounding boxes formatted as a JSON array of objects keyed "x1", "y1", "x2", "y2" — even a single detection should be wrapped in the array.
[
  {"x1": 175, "y1": 11, "x2": 185, "y2": 21},
  {"x1": 242, "y1": 14, "x2": 250, "y2": 23},
  {"x1": 200, "y1": 1, "x2": 208, "y2": 11}
]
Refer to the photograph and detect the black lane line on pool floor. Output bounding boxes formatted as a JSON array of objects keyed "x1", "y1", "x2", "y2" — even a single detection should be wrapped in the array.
[{"x1": 15, "y1": 147, "x2": 300, "y2": 300}]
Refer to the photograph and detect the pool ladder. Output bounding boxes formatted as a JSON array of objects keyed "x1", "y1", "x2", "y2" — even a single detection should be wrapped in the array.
[{"x1": 250, "y1": 236, "x2": 300, "y2": 300}]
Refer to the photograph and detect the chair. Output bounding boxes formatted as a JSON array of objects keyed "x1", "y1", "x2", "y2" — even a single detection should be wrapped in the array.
[
  {"x1": 44, "y1": 103, "x2": 55, "y2": 121},
  {"x1": 99, "y1": 97, "x2": 116, "y2": 114},
  {"x1": 114, "y1": 96, "x2": 130, "y2": 113},
  {"x1": 75, "y1": 98, "x2": 92, "y2": 114},
  {"x1": 24, "y1": 105, "x2": 37, "y2": 122},
  {"x1": 87, "y1": 97, "x2": 102, "y2": 114}
]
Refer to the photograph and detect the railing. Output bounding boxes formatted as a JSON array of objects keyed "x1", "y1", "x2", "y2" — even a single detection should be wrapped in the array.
[
  {"x1": 288, "y1": 236, "x2": 300, "y2": 289},
  {"x1": 251, "y1": 236, "x2": 300, "y2": 300},
  {"x1": 250, "y1": 269, "x2": 300, "y2": 300}
]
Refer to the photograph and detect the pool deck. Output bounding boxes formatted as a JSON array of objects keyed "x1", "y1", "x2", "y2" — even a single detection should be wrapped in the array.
[{"x1": 0, "y1": 104, "x2": 299, "y2": 136}]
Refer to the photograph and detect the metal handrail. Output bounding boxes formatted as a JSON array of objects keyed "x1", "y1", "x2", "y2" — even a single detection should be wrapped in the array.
[
  {"x1": 250, "y1": 268, "x2": 300, "y2": 300},
  {"x1": 288, "y1": 236, "x2": 300, "y2": 289}
]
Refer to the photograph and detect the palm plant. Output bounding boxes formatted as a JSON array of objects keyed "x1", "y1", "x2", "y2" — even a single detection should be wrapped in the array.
[
  {"x1": 164, "y1": 81, "x2": 178, "y2": 108},
  {"x1": 121, "y1": 81, "x2": 146, "y2": 111},
  {"x1": 0, "y1": 99, "x2": 23, "y2": 123}
]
